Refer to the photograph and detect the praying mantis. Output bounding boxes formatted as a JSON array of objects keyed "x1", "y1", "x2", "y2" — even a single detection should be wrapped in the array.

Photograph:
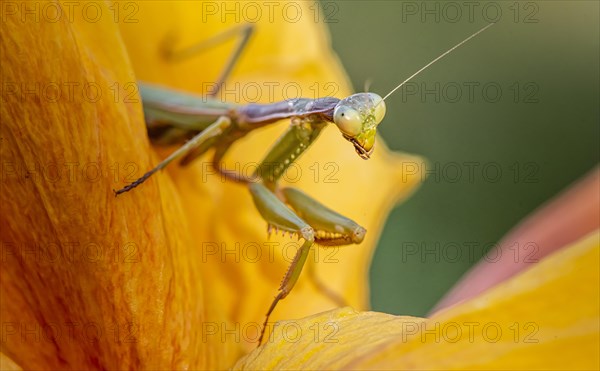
[{"x1": 115, "y1": 22, "x2": 494, "y2": 344}]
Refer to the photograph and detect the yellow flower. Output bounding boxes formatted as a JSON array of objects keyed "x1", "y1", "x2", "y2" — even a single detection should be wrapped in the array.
[
  {"x1": 4, "y1": 1, "x2": 596, "y2": 369},
  {"x1": 1, "y1": 0, "x2": 421, "y2": 368}
]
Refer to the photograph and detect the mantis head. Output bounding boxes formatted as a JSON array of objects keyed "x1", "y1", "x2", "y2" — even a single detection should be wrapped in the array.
[{"x1": 333, "y1": 92, "x2": 386, "y2": 160}]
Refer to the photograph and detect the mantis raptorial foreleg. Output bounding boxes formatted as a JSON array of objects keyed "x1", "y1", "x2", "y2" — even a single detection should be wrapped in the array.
[
  {"x1": 247, "y1": 182, "x2": 315, "y2": 340},
  {"x1": 247, "y1": 119, "x2": 366, "y2": 344},
  {"x1": 249, "y1": 180, "x2": 367, "y2": 344}
]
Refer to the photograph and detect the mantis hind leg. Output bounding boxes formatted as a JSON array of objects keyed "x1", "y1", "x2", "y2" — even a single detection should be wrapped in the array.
[
  {"x1": 114, "y1": 116, "x2": 231, "y2": 195},
  {"x1": 248, "y1": 183, "x2": 366, "y2": 345},
  {"x1": 161, "y1": 23, "x2": 254, "y2": 97}
]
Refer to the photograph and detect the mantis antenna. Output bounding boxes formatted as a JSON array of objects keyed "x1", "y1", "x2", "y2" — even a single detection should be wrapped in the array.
[{"x1": 381, "y1": 22, "x2": 495, "y2": 102}]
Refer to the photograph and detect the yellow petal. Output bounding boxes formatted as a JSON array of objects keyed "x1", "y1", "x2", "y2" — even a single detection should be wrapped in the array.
[
  {"x1": 0, "y1": 1, "x2": 228, "y2": 368},
  {"x1": 118, "y1": 0, "x2": 424, "y2": 351},
  {"x1": 234, "y1": 230, "x2": 600, "y2": 369},
  {"x1": 235, "y1": 307, "x2": 426, "y2": 369}
]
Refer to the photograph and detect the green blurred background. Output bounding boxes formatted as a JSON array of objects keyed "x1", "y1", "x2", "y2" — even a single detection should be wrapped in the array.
[{"x1": 325, "y1": 1, "x2": 599, "y2": 316}]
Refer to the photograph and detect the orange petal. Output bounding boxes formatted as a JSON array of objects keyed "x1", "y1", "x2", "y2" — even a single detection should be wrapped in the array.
[
  {"x1": 0, "y1": 1, "x2": 232, "y2": 368},
  {"x1": 0, "y1": 353, "x2": 21, "y2": 371}
]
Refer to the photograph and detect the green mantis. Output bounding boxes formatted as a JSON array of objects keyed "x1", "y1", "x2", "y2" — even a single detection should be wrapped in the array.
[{"x1": 115, "y1": 22, "x2": 494, "y2": 344}]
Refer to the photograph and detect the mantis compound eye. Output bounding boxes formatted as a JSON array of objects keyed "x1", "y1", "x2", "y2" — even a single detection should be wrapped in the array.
[
  {"x1": 333, "y1": 105, "x2": 362, "y2": 136},
  {"x1": 368, "y1": 93, "x2": 386, "y2": 125}
]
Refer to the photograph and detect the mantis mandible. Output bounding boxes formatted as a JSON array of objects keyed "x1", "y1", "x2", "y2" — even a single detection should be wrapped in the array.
[{"x1": 115, "y1": 22, "x2": 494, "y2": 344}]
